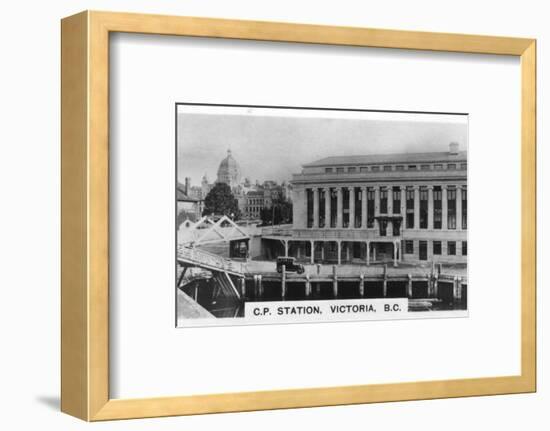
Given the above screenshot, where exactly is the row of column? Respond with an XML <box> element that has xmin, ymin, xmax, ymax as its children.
<box><xmin>282</xmin><ymin>239</ymin><xmax>401</xmax><ymax>266</ymax></box>
<box><xmin>309</xmin><ymin>185</ymin><xmax>465</xmax><ymax>231</ymax></box>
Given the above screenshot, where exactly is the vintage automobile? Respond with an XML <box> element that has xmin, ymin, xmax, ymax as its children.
<box><xmin>276</xmin><ymin>256</ymin><xmax>305</xmax><ymax>274</ymax></box>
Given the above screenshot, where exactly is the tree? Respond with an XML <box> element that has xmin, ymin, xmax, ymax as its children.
<box><xmin>202</xmin><ymin>182</ymin><xmax>241</xmax><ymax>220</ymax></box>
<box><xmin>260</xmin><ymin>191</ymin><xmax>293</xmax><ymax>225</ymax></box>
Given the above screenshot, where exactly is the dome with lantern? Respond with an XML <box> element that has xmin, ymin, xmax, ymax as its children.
<box><xmin>216</xmin><ymin>149</ymin><xmax>241</xmax><ymax>189</ymax></box>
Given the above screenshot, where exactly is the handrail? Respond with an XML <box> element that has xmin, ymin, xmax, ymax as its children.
<box><xmin>177</xmin><ymin>245</ymin><xmax>245</xmax><ymax>274</ymax></box>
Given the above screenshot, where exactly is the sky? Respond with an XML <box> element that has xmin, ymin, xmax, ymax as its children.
<box><xmin>176</xmin><ymin>106</ymin><xmax>468</xmax><ymax>186</ymax></box>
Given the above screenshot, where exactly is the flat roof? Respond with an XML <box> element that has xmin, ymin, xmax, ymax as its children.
<box><xmin>303</xmin><ymin>151</ymin><xmax>467</xmax><ymax>167</ymax></box>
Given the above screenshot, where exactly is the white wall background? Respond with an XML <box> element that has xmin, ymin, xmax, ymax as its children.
<box><xmin>0</xmin><ymin>0</ymin><xmax>545</xmax><ymax>429</ymax></box>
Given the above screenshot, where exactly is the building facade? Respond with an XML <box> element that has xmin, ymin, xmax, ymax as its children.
<box><xmin>243</xmin><ymin>190</ymin><xmax>265</xmax><ymax>219</ymax></box>
<box><xmin>241</xmin><ymin>183</ymin><xmax>291</xmax><ymax>220</ymax></box>
<box><xmin>284</xmin><ymin>143</ymin><xmax>467</xmax><ymax>265</ymax></box>
<box><xmin>177</xmin><ymin>179</ymin><xmax>204</xmax><ymax>224</ymax></box>
<box><xmin>184</xmin><ymin>150</ymin><xmax>292</xmax><ymax>222</ymax></box>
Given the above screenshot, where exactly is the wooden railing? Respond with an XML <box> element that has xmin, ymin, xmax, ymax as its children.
<box><xmin>177</xmin><ymin>245</ymin><xmax>246</xmax><ymax>275</ymax></box>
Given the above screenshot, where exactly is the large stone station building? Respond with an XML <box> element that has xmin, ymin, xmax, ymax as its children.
<box><xmin>263</xmin><ymin>143</ymin><xmax>467</xmax><ymax>266</ymax></box>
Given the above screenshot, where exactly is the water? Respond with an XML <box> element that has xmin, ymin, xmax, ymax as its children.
<box><xmin>179</xmin><ymin>277</ymin><xmax>467</xmax><ymax>318</ymax></box>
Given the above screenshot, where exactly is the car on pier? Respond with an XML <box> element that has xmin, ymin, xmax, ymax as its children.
<box><xmin>276</xmin><ymin>257</ymin><xmax>305</xmax><ymax>274</ymax></box>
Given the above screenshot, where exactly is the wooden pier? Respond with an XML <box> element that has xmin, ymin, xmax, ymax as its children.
<box><xmin>177</xmin><ymin>242</ymin><xmax>467</xmax><ymax>315</ymax></box>
<box><xmin>243</xmin><ymin>264</ymin><xmax>467</xmax><ymax>305</ymax></box>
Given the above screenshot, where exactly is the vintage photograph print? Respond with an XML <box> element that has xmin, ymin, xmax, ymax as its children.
<box><xmin>176</xmin><ymin>104</ymin><xmax>468</xmax><ymax>327</ymax></box>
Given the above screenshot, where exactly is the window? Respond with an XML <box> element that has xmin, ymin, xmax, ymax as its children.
<box><xmin>396</xmin><ymin>165</ymin><xmax>404</xmax><ymax>171</ymax></box>
<box><xmin>371</xmin><ymin>166</ymin><xmax>380</xmax><ymax>172</ymax></box>
<box><xmin>379</xmin><ymin>219</ymin><xmax>387</xmax><ymax>236</ymax></box>
<box><xmin>434</xmin><ymin>164</ymin><xmax>443</xmax><ymax>170</ymax></box>
<box><xmin>325</xmin><ymin>167</ymin><xmax>333</xmax><ymax>173</ymax></box>
<box><xmin>392</xmin><ymin>187</ymin><xmax>401</xmax><ymax>214</ymax></box>
<box><xmin>348</xmin><ymin>167</ymin><xmax>356</xmax><ymax>173</ymax></box>
<box><xmin>448</xmin><ymin>241</ymin><xmax>456</xmax><ymax>255</ymax></box>
<box><xmin>419</xmin><ymin>241</ymin><xmax>428</xmax><ymax>260</ymax></box>
<box><xmin>330</xmin><ymin>188</ymin><xmax>337</xmax><ymax>228</ymax></box>
<box><xmin>433</xmin><ymin>187</ymin><xmax>442</xmax><ymax>229</ymax></box>
<box><xmin>460</xmin><ymin>163</ymin><xmax>467</xmax><ymax>170</ymax></box>
<box><xmin>461</xmin><ymin>187</ymin><xmax>467</xmax><ymax>229</ymax></box>
<box><xmin>392</xmin><ymin>220</ymin><xmax>401</xmax><ymax>236</ymax></box>
<box><xmin>448</xmin><ymin>163</ymin><xmax>456</xmax><ymax>170</ymax></box>
<box><xmin>306</xmin><ymin>189</ymin><xmax>313</xmax><ymax>228</ymax></box>
<box><xmin>336</xmin><ymin>167</ymin><xmax>345</xmax><ymax>173</ymax></box>
<box><xmin>447</xmin><ymin>188</ymin><xmax>456</xmax><ymax>229</ymax></box>
<box><xmin>419</xmin><ymin>188</ymin><xmax>428</xmax><ymax>229</ymax></box>
<box><xmin>380</xmin><ymin>188</ymin><xmax>388</xmax><ymax>214</ymax></box>
<box><xmin>406</xmin><ymin>188</ymin><xmax>415</xmax><ymax>228</ymax></box>
<box><xmin>342</xmin><ymin>188</ymin><xmax>350</xmax><ymax>227</ymax></box>
<box><xmin>421</xmin><ymin>164</ymin><xmax>431</xmax><ymax>171</ymax></box>
<box><xmin>360</xmin><ymin>166</ymin><xmax>369</xmax><ymax>173</ymax></box>
<box><xmin>353</xmin><ymin>187</ymin><xmax>361</xmax><ymax>228</ymax></box>
<box><xmin>433</xmin><ymin>241</ymin><xmax>442</xmax><ymax>255</ymax></box>
<box><xmin>405</xmin><ymin>240</ymin><xmax>414</xmax><ymax>254</ymax></box>
<box><xmin>383</xmin><ymin>165</ymin><xmax>392</xmax><ymax>171</ymax></box>
<box><xmin>462</xmin><ymin>241</ymin><xmax>467</xmax><ymax>255</ymax></box>
<box><xmin>408</xmin><ymin>165</ymin><xmax>417</xmax><ymax>170</ymax></box>
<box><xmin>367</xmin><ymin>188</ymin><xmax>375</xmax><ymax>228</ymax></box>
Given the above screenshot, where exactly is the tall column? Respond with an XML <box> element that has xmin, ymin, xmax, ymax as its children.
<box><xmin>442</xmin><ymin>185</ymin><xmax>448</xmax><ymax>230</ymax></box>
<box><xmin>310</xmin><ymin>240</ymin><xmax>315</xmax><ymax>264</ymax></box>
<box><xmin>400</xmin><ymin>186</ymin><xmax>406</xmax><ymax>217</ymax></box>
<box><xmin>349</xmin><ymin>187</ymin><xmax>355</xmax><ymax>228</ymax></box>
<box><xmin>398</xmin><ymin>241</ymin><xmax>402</xmax><ymax>262</ymax></box>
<box><xmin>312</xmin><ymin>187</ymin><xmax>319</xmax><ymax>228</ymax></box>
<box><xmin>386</xmin><ymin>186</ymin><xmax>393</xmax><ymax>236</ymax></box>
<box><xmin>361</xmin><ymin>187</ymin><xmax>367</xmax><ymax>228</ymax></box>
<box><xmin>456</xmin><ymin>186</ymin><xmax>463</xmax><ymax>231</ymax></box>
<box><xmin>325</xmin><ymin>187</ymin><xmax>331</xmax><ymax>228</ymax></box>
<box><xmin>374</xmin><ymin>186</ymin><xmax>380</xmax><ymax>217</ymax></box>
<box><xmin>365</xmin><ymin>241</ymin><xmax>370</xmax><ymax>265</ymax></box>
<box><xmin>427</xmin><ymin>185</ymin><xmax>434</xmax><ymax>230</ymax></box>
<box><xmin>387</xmin><ymin>188</ymin><xmax>393</xmax><ymax>235</ymax></box>
<box><xmin>413</xmin><ymin>186</ymin><xmax>420</xmax><ymax>230</ymax></box>
<box><xmin>336</xmin><ymin>187</ymin><xmax>343</xmax><ymax>228</ymax></box>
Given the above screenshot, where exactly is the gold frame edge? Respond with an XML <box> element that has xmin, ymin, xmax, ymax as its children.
<box><xmin>60</xmin><ymin>10</ymin><xmax>537</xmax><ymax>422</ymax></box>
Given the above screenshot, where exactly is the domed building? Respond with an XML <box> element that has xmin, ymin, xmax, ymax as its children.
<box><xmin>216</xmin><ymin>149</ymin><xmax>241</xmax><ymax>189</ymax></box>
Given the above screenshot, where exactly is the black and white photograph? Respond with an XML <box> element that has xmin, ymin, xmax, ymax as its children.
<box><xmin>176</xmin><ymin>104</ymin><xmax>468</xmax><ymax>326</ymax></box>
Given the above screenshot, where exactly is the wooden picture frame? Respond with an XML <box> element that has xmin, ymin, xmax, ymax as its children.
<box><xmin>61</xmin><ymin>10</ymin><xmax>536</xmax><ymax>421</ymax></box>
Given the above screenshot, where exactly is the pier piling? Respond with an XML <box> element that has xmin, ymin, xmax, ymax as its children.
<box><xmin>332</xmin><ymin>265</ymin><xmax>338</xmax><ymax>298</ymax></box>
<box><xmin>383</xmin><ymin>264</ymin><xmax>388</xmax><ymax>297</ymax></box>
<box><xmin>454</xmin><ymin>276</ymin><xmax>462</xmax><ymax>301</ymax></box>
<box><xmin>282</xmin><ymin>265</ymin><xmax>286</xmax><ymax>300</ymax></box>
<box><xmin>240</xmin><ymin>277</ymin><xmax>246</xmax><ymax>299</ymax></box>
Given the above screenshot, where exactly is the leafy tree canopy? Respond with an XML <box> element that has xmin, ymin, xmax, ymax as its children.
<box><xmin>202</xmin><ymin>182</ymin><xmax>241</xmax><ymax>220</ymax></box>
<box><xmin>260</xmin><ymin>190</ymin><xmax>293</xmax><ymax>225</ymax></box>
